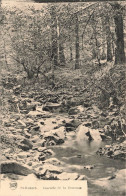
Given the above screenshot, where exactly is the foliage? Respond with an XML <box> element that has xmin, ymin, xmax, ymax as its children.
<box><xmin>5</xmin><ymin>7</ymin><xmax>52</xmax><ymax>79</ymax></box>
<box><xmin>2</xmin><ymin>2</ymin><xmax>125</xmax><ymax>80</ymax></box>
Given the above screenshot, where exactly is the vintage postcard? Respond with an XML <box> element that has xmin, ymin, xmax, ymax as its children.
<box><xmin>0</xmin><ymin>0</ymin><xmax>125</xmax><ymax>196</ymax></box>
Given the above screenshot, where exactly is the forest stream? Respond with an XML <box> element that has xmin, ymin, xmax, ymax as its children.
<box><xmin>37</xmin><ymin>110</ymin><xmax>126</xmax><ymax>196</ymax></box>
<box><xmin>1</xmin><ymin>102</ymin><xmax>125</xmax><ymax>196</ymax></box>
<box><xmin>1</xmin><ymin>1</ymin><xmax>126</xmax><ymax>196</ymax></box>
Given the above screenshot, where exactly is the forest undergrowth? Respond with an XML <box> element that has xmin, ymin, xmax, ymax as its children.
<box><xmin>0</xmin><ymin>1</ymin><xmax>126</xmax><ymax>167</ymax></box>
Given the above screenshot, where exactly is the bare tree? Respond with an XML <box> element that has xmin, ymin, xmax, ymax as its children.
<box><xmin>111</xmin><ymin>3</ymin><xmax>125</xmax><ymax>64</ymax></box>
<box><xmin>75</xmin><ymin>13</ymin><xmax>80</xmax><ymax>69</ymax></box>
<box><xmin>50</xmin><ymin>6</ymin><xmax>58</xmax><ymax>67</ymax></box>
<box><xmin>57</xmin><ymin>19</ymin><xmax>66</xmax><ymax>66</ymax></box>
<box><xmin>105</xmin><ymin>15</ymin><xmax>113</xmax><ymax>62</ymax></box>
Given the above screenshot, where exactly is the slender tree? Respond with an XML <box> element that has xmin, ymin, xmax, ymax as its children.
<box><xmin>91</xmin><ymin>13</ymin><xmax>101</xmax><ymax>66</ymax></box>
<box><xmin>111</xmin><ymin>3</ymin><xmax>125</xmax><ymax>64</ymax></box>
<box><xmin>105</xmin><ymin>15</ymin><xmax>113</xmax><ymax>62</ymax></box>
<box><xmin>50</xmin><ymin>6</ymin><xmax>58</xmax><ymax>67</ymax></box>
<box><xmin>69</xmin><ymin>35</ymin><xmax>73</xmax><ymax>61</ymax></box>
<box><xmin>58</xmin><ymin>20</ymin><xmax>66</xmax><ymax>66</ymax></box>
<box><xmin>75</xmin><ymin>13</ymin><xmax>80</xmax><ymax>69</ymax></box>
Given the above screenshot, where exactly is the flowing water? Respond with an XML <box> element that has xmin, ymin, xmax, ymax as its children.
<box><xmin>51</xmin><ymin>137</ymin><xmax>125</xmax><ymax>195</ymax></box>
<box><xmin>41</xmin><ymin>113</ymin><xmax>125</xmax><ymax>195</ymax></box>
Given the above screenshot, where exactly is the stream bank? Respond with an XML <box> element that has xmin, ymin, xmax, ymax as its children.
<box><xmin>0</xmin><ymin>2</ymin><xmax>125</xmax><ymax>195</ymax></box>
<box><xmin>1</xmin><ymin>75</ymin><xmax>126</xmax><ymax>196</ymax></box>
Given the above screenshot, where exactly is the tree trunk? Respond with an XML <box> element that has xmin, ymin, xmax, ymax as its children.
<box><xmin>92</xmin><ymin>14</ymin><xmax>101</xmax><ymax>66</ymax></box>
<box><xmin>27</xmin><ymin>70</ymin><xmax>34</xmax><ymax>79</ymax></box>
<box><xmin>114</xmin><ymin>15</ymin><xmax>125</xmax><ymax>64</ymax></box>
<box><xmin>70</xmin><ymin>45</ymin><xmax>73</xmax><ymax>61</ymax></box>
<box><xmin>59</xmin><ymin>41</ymin><xmax>66</xmax><ymax>66</ymax></box>
<box><xmin>75</xmin><ymin>14</ymin><xmax>80</xmax><ymax>69</ymax></box>
<box><xmin>112</xmin><ymin>3</ymin><xmax>125</xmax><ymax>64</ymax></box>
<box><xmin>50</xmin><ymin>6</ymin><xmax>58</xmax><ymax>67</ymax></box>
<box><xmin>68</xmin><ymin>25</ymin><xmax>73</xmax><ymax>61</ymax></box>
<box><xmin>92</xmin><ymin>48</ymin><xmax>97</xmax><ymax>59</ymax></box>
<box><xmin>58</xmin><ymin>24</ymin><xmax>66</xmax><ymax>66</ymax></box>
<box><xmin>105</xmin><ymin>16</ymin><xmax>113</xmax><ymax>62</ymax></box>
<box><xmin>94</xmin><ymin>31</ymin><xmax>101</xmax><ymax>66</ymax></box>
<box><xmin>111</xmin><ymin>32</ymin><xmax>115</xmax><ymax>58</ymax></box>
<box><xmin>100</xmin><ymin>17</ymin><xmax>106</xmax><ymax>60</ymax></box>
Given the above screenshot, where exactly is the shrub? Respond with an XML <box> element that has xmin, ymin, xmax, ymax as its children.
<box><xmin>7</xmin><ymin>7</ymin><xmax>52</xmax><ymax>79</ymax></box>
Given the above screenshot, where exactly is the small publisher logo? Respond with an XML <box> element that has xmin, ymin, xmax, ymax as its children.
<box><xmin>10</xmin><ymin>181</ymin><xmax>17</xmax><ymax>190</ymax></box>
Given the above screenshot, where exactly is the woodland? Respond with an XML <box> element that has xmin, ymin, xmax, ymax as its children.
<box><xmin>0</xmin><ymin>1</ymin><xmax>126</xmax><ymax>196</ymax></box>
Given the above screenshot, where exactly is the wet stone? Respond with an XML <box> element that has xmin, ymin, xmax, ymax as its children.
<box><xmin>18</xmin><ymin>144</ymin><xmax>31</xmax><ymax>151</ymax></box>
<box><xmin>56</xmin><ymin>172</ymin><xmax>79</xmax><ymax>180</ymax></box>
<box><xmin>21</xmin><ymin>139</ymin><xmax>33</xmax><ymax>148</ymax></box>
<box><xmin>43</xmin><ymin>103</ymin><xmax>62</xmax><ymax>113</ymax></box>
<box><xmin>1</xmin><ymin>161</ymin><xmax>32</xmax><ymax>176</ymax></box>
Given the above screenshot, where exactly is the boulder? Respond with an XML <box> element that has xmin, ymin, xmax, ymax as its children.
<box><xmin>68</xmin><ymin>105</ymin><xmax>84</xmax><ymax>115</ymax></box>
<box><xmin>21</xmin><ymin>138</ymin><xmax>33</xmax><ymax>148</ymax></box>
<box><xmin>37</xmin><ymin>147</ymin><xmax>47</xmax><ymax>152</ymax></box>
<box><xmin>76</xmin><ymin>125</ymin><xmax>102</xmax><ymax>142</ymax></box>
<box><xmin>19</xmin><ymin>100</ymin><xmax>27</xmax><ymax>110</ymax></box>
<box><xmin>43</xmin><ymin>171</ymin><xmax>58</xmax><ymax>180</ymax></box>
<box><xmin>83</xmin><ymin>121</ymin><xmax>92</xmax><ymax>127</ymax></box>
<box><xmin>13</xmin><ymin>85</ymin><xmax>21</xmax><ymax>95</ymax></box>
<box><xmin>38</xmin><ymin>149</ymin><xmax>54</xmax><ymax>161</ymax></box>
<box><xmin>48</xmin><ymin>140</ymin><xmax>57</xmax><ymax>146</ymax></box>
<box><xmin>42</xmin><ymin>149</ymin><xmax>54</xmax><ymax>156</ymax></box>
<box><xmin>24</xmin><ymin>132</ymin><xmax>31</xmax><ymax>139</ymax></box>
<box><xmin>18</xmin><ymin>144</ymin><xmax>31</xmax><ymax>151</ymax></box>
<box><xmin>56</xmin><ymin>172</ymin><xmax>79</xmax><ymax>180</ymax></box>
<box><xmin>41</xmin><ymin>139</ymin><xmax>47</xmax><ymax>147</ymax></box>
<box><xmin>43</xmin><ymin>103</ymin><xmax>62</xmax><ymax>112</ymax></box>
<box><xmin>91</xmin><ymin>120</ymin><xmax>99</xmax><ymax>129</ymax></box>
<box><xmin>31</xmin><ymin>136</ymin><xmax>41</xmax><ymax>144</ymax></box>
<box><xmin>27</xmin><ymin>103</ymin><xmax>36</xmax><ymax>111</ymax></box>
<box><xmin>27</xmin><ymin>111</ymin><xmax>51</xmax><ymax>118</ymax></box>
<box><xmin>97</xmin><ymin>142</ymin><xmax>126</xmax><ymax>160</ymax></box>
<box><xmin>66</xmin><ymin>127</ymin><xmax>75</xmax><ymax>132</ymax></box>
<box><xmin>4</xmin><ymin>121</ymin><xmax>11</xmax><ymax>127</ymax></box>
<box><xmin>53</xmin><ymin>126</ymin><xmax>66</xmax><ymax>140</ymax></box>
<box><xmin>29</xmin><ymin>126</ymin><xmax>41</xmax><ymax>136</ymax></box>
<box><xmin>100</xmin><ymin>133</ymin><xmax>110</xmax><ymax>140</ymax></box>
<box><xmin>35</xmin><ymin>168</ymin><xmax>47</xmax><ymax>178</ymax></box>
<box><xmin>17</xmin><ymin>152</ymin><xmax>30</xmax><ymax>159</ymax></box>
<box><xmin>1</xmin><ymin>173</ymin><xmax>23</xmax><ymax>180</ymax></box>
<box><xmin>77</xmin><ymin>175</ymin><xmax>87</xmax><ymax>180</ymax></box>
<box><xmin>43</xmin><ymin>158</ymin><xmax>62</xmax><ymax>166</ymax></box>
<box><xmin>113</xmin><ymin>151</ymin><xmax>125</xmax><ymax>160</ymax></box>
<box><xmin>32</xmin><ymin>163</ymin><xmax>43</xmax><ymax>170</ymax></box>
<box><xmin>64</xmin><ymin>119</ymin><xmax>81</xmax><ymax>132</ymax></box>
<box><xmin>44</xmin><ymin>135</ymin><xmax>64</xmax><ymax>146</ymax></box>
<box><xmin>89</xmin><ymin>129</ymin><xmax>102</xmax><ymax>141</ymax></box>
<box><xmin>0</xmin><ymin>161</ymin><xmax>32</xmax><ymax>176</ymax></box>
<box><xmin>42</xmin><ymin>164</ymin><xmax>63</xmax><ymax>174</ymax></box>
<box><xmin>44</xmin><ymin>127</ymin><xmax>66</xmax><ymax>145</ymax></box>
<box><xmin>38</xmin><ymin>154</ymin><xmax>46</xmax><ymax>161</ymax></box>
<box><xmin>18</xmin><ymin>139</ymin><xmax>33</xmax><ymax>151</ymax></box>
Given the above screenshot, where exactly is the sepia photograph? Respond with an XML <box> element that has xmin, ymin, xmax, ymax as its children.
<box><xmin>0</xmin><ymin>0</ymin><xmax>126</xmax><ymax>195</ymax></box>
